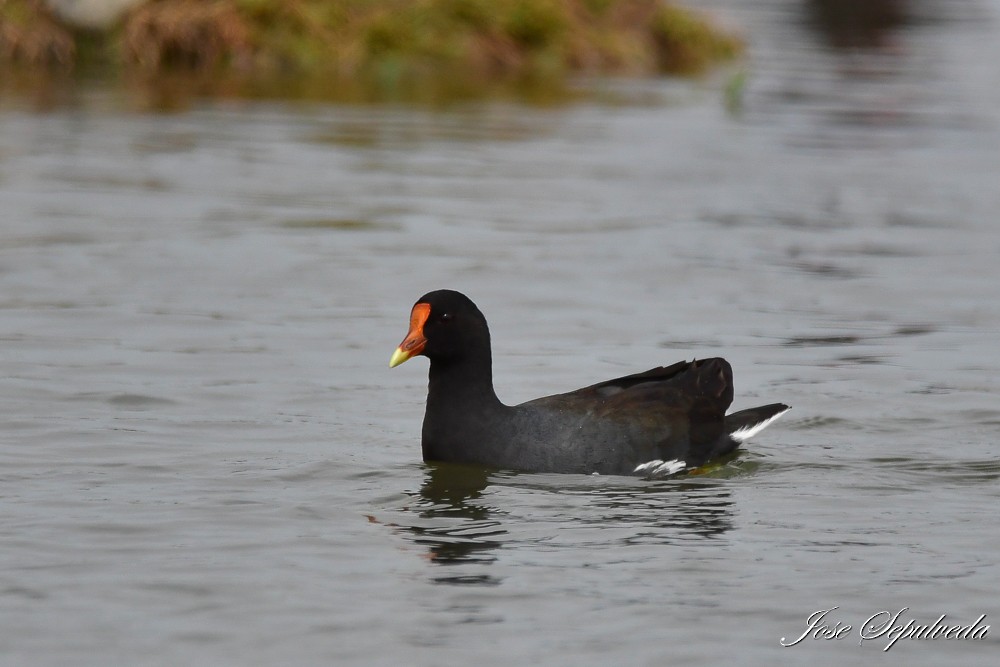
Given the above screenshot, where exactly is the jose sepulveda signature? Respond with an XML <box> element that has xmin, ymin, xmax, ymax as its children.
<box><xmin>781</xmin><ymin>606</ymin><xmax>990</xmax><ymax>651</ymax></box>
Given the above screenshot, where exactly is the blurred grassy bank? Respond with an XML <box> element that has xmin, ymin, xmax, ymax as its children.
<box><xmin>1</xmin><ymin>0</ymin><xmax>743</xmax><ymax>103</ymax></box>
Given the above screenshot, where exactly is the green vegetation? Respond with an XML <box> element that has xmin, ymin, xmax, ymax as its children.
<box><xmin>1</xmin><ymin>0</ymin><xmax>744</xmax><ymax>100</ymax></box>
<box><xmin>649</xmin><ymin>3</ymin><xmax>742</xmax><ymax>73</ymax></box>
<box><xmin>0</xmin><ymin>0</ymin><xmax>74</xmax><ymax>67</ymax></box>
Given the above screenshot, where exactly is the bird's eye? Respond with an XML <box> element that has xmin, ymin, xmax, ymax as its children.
<box><xmin>439</xmin><ymin>312</ymin><xmax>453</xmax><ymax>323</ymax></box>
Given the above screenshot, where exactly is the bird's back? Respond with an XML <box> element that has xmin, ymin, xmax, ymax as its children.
<box><xmin>508</xmin><ymin>358</ymin><xmax>738</xmax><ymax>474</ymax></box>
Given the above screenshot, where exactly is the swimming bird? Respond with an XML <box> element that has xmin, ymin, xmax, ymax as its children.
<box><xmin>389</xmin><ymin>290</ymin><xmax>789</xmax><ymax>477</ymax></box>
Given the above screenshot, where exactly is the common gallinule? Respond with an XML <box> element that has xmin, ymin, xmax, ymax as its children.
<box><xmin>390</xmin><ymin>290</ymin><xmax>789</xmax><ymax>477</ymax></box>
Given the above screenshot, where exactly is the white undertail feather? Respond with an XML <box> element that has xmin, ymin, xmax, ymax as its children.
<box><xmin>729</xmin><ymin>406</ymin><xmax>791</xmax><ymax>443</ymax></box>
<box><xmin>633</xmin><ymin>459</ymin><xmax>686</xmax><ymax>477</ymax></box>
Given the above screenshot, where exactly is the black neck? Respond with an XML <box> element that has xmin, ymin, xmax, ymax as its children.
<box><xmin>426</xmin><ymin>354</ymin><xmax>503</xmax><ymax>413</ymax></box>
<box><xmin>421</xmin><ymin>354</ymin><xmax>506</xmax><ymax>464</ymax></box>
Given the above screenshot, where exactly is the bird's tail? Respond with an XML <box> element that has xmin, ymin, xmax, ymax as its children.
<box><xmin>726</xmin><ymin>403</ymin><xmax>790</xmax><ymax>443</ymax></box>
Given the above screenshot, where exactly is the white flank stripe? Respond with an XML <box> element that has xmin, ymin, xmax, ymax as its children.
<box><xmin>633</xmin><ymin>459</ymin><xmax>686</xmax><ymax>477</ymax></box>
<box><xmin>730</xmin><ymin>407</ymin><xmax>791</xmax><ymax>443</ymax></box>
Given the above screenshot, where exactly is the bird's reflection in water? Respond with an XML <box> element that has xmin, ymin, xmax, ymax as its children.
<box><xmin>397</xmin><ymin>458</ymin><xmax>752</xmax><ymax>584</ymax></box>
<box><xmin>403</xmin><ymin>462</ymin><xmax>506</xmax><ymax>584</ymax></box>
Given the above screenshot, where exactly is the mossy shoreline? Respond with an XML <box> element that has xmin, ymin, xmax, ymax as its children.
<box><xmin>1</xmin><ymin>0</ymin><xmax>743</xmax><ymax>102</ymax></box>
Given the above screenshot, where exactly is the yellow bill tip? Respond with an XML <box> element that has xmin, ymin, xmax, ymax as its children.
<box><xmin>388</xmin><ymin>347</ymin><xmax>410</xmax><ymax>368</ymax></box>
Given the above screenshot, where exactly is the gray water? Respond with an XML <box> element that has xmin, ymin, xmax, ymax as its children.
<box><xmin>2</xmin><ymin>1</ymin><xmax>999</xmax><ymax>665</ymax></box>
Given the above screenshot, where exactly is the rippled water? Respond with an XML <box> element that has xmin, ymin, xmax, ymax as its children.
<box><xmin>2</xmin><ymin>1</ymin><xmax>999</xmax><ymax>664</ymax></box>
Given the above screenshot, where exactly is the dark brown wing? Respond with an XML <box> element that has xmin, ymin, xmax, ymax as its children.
<box><xmin>521</xmin><ymin>358</ymin><xmax>735</xmax><ymax>445</ymax></box>
<box><xmin>583</xmin><ymin>358</ymin><xmax>733</xmax><ymax>407</ymax></box>
<box><xmin>508</xmin><ymin>358</ymin><xmax>745</xmax><ymax>472</ymax></box>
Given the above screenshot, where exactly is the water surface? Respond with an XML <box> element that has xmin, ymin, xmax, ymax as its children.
<box><xmin>2</xmin><ymin>1</ymin><xmax>999</xmax><ymax>664</ymax></box>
